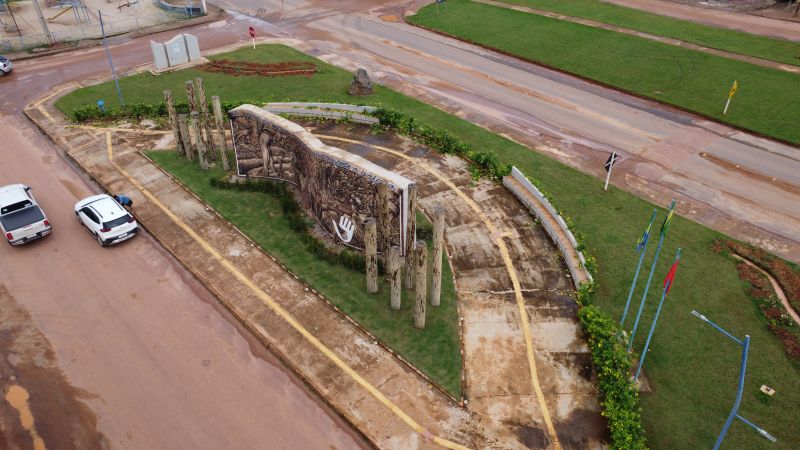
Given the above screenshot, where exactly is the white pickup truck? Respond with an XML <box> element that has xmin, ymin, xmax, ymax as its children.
<box><xmin>0</xmin><ymin>184</ymin><xmax>52</xmax><ymax>245</ymax></box>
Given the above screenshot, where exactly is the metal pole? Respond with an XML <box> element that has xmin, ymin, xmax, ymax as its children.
<box><xmin>604</xmin><ymin>150</ymin><xmax>616</xmax><ymax>191</ymax></box>
<box><xmin>712</xmin><ymin>335</ymin><xmax>749</xmax><ymax>450</ymax></box>
<box><xmin>628</xmin><ymin>200</ymin><xmax>675</xmax><ymax>351</ymax></box>
<box><xmin>691</xmin><ymin>311</ymin><xmax>776</xmax><ymax>448</ymax></box>
<box><xmin>634</xmin><ymin>248</ymin><xmax>680</xmax><ymax>381</ymax></box>
<box><xmin>620</xmin><ymin>209</ymin><xmax>658</xmax><ymax>325</ymax></box>
<box><xmin>6</xmin><ymin>1</ymin><xmax>22</xmax><ymax>37</ymax></box>
<box><xmin>31</xmin><ymin>0</ymin><xmax>55</xmax><ymax>45</ymax></box>
<box><xmin>99</xmin><ymin>11</ymin><xmax>124</xmax><ymax>106</ymax></box>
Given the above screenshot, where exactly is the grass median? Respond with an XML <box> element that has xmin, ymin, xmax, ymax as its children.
<box><xmin>57</xmin><ymin>44</ymin><xmax>800</xmax><ymax>449</ymax></box>
<box><xmin>408</xmin><ymin>0</ymin><xmax>800</xmax><ymax>145</ymax></box>
<box><xmin>500</xmin><ymin>0</ymin><xmax>800</xmax><ymax>66</ymax></box>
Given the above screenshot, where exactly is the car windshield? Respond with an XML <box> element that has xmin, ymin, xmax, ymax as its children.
<box><xmin>103</xmin><ymin>214</ymin><xmax>131</xmax><ymax>229</ymax></box>
<box><xmin>1</xmin><ymin>200</ymin><xmax>32</xmax><ymax>214</ymax></box>
<box><xmin>0</xmin><ymin>206</ymin><xmax>44</xmax><ymax>231</ymax></box>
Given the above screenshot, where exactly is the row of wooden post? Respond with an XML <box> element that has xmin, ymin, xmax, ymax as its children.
<box><xmin>164</xmin><ymin>77</ymin><xmax>230</xmax><ymax>171</ymax></box>
<box><xmin>364</xmin><ymin>192</ymin><xmax>446</xmax><ymax>330</ymax></box>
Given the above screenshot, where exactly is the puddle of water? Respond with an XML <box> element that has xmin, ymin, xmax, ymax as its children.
<box><xmin>5</xmin><ymin>384</ymin><xmax>47</xmax><ymax>450</ymax></box>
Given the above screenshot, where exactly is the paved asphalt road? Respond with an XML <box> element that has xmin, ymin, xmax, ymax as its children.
<box><xmin>214</xmin><ymin>0</ymin><xmax>800</xmax><ymax>262</ymax></box>
<box><xmin>0</xmin><ymin>20</ymin><xmax>367</xmax><ymax>450</ymax></box>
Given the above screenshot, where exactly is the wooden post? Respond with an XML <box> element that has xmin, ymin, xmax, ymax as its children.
<box><xmin>377</xmin><ymin>183</ymin><xmax>390</xmax><ymax>261</ymax></box>
<box><xmin>431</xmin><ymin>205</ymin><xmax>445</xmax><ymax>307</ymax></box>
<box><xmin>164</xmin><ymin>89</ymin><xmax>183</xmax><ymax>155</ymax></box>
<box><xmin>195</xmin><ymin>77</ymin><xmax>216</xmax><ymax>161</ymax></box>
<box><xmin>404</xmin><ymin>184</ymin><xmax>417</xmax><ymax>289</ymax></box>
<box><xmin>178</xmin><ymin>114</ymin><xmax>193</xmax><ymax>162</ymax></box>
<box><xmin>212</xmin><ymin>95</ymin><xmax>230</xmax><ymax>171</ymax></box>
<box><xmin>389</xmin><ymin>245</ymin><xmax>402</xmax><ymax>310</ymax></box>
<box><xmin>185</xmin><ymin>80</ymin><xmax>197</xmax><ymax>115</ymax></box>
<box><xmin>365</xmin><ymin>218</ymin><xmax>378</xmax><ymax>294</ymax></box>
<box><xmin>190</xmin><ymin>112</ymin><xmax>207</xmax><ymax>170</ymax></box>
<box><xmin>414</xmin><ymin>240</ymin><xmax>427</xmax><ymax>329</ymax></box>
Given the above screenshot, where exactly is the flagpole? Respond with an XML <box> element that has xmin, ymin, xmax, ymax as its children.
<box><xmin>634</xmin><ymin>248</ymin><xmax>680</xmax><ymax>382</ymax></box>
<box><xmin>628</xmin><ymin>199</ymin><xmax>675</xmax><ymax>352</ymax></box>
<box><xmin>604</xmin><ymin>150</ymin><xmax>616</xmax><ymax>191</ymax></box>
<box><xmin>620</xmin><ymin>209</ymin><xmax>658</xmax><ymax>325</ymax></box>
<box><xmin>723</xmin><ymin>97</ymin><xmax>732</xmax><ymax>115</ymax></box>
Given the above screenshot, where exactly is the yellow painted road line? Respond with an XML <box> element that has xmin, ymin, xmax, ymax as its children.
<box><xmin>37</xmin><ymin>106</ymin><xmax>54</xmax><ymax>123</ymax></box>
<box><xmin>31</xmin><ymin>82</ymin><xmax>81</xmax><ymax>109</ymax></box>
<box><xmin>318</xmin><ymin>135</ymin><xmax>562</xmax><ymax>449</ymax></box>
<box><xmin>105</xmin><ymin>132</ymin><xmax>469</xmax><ymax>450</ymax></box>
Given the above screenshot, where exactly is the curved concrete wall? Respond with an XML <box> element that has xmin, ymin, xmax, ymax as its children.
<box><xmin>229</xmin><ymin>105</ymin><xmax>413</xmax><ymax>253</ymax></box>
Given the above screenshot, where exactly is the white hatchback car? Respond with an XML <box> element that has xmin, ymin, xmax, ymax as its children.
<box><xmin>75</xmin><ymin>194</ymin><xmax>138</xmax><ymax>246</ymax></box>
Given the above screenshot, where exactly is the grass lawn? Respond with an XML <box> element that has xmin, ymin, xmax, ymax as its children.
<box><xmin>501</xmin><ymin>0</ymin><xmax>800</xmax><ymax>66</ymax></box>
<box><xmin>58</xmin><ymin>44</ymin><xmax>799</xmax><ymax>449</ymax></box>
<box><xmin>147</xmin><ymin>150</ymin><xmax>463</xmax><ymax>397</ymax></box>
<box><xmin>408</xmin><ymin>0</ymin><xmax>800</xmax><ymax>145</ymax></box>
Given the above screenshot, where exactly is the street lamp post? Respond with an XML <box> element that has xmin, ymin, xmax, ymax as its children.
<box><xmin>690</xmin><ymin>310</ymin><xmax>776</xmax><ymax>449</ymax></box>
<box><xmin>98</xmin><ymin>10</ymin><xmax>124</xmax><ymax>107</ymax></box>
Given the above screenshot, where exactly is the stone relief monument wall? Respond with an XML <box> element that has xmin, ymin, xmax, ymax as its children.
<box><xmin>229</xmin><ymin>105</ymin><xmax>414</xmax><ymax>254</ymax></box>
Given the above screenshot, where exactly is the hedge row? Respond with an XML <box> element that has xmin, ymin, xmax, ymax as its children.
<box><xmin>209</xmin><ymin>176</ymin><xmax>378</xmax><ymax>273</ymax></box>
<box><xmin>577</xmin><ymin>284</ymin><xmax>648</xmax><ymax>450</ymax></box>
<box><xmin>371</xmin><ymin>107</ymin><xmax>511</xmax><ymax>180</ymax></box>
<box><xmin>72</xmin><ymin>98</ymin><xmax>265</xmax><ymax>122</ymax></box>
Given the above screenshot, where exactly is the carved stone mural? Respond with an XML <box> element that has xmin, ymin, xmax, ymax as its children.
<box><xmin>229</xmin><ymin>105</ymin><xmax>414</xmax><ymax>254</ymax></box>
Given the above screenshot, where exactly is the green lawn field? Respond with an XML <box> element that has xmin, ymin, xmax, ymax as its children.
<box><xmin>501</xmin><ymin>0</ymin><xmax>800</xmax><ymax>66</ymax></box>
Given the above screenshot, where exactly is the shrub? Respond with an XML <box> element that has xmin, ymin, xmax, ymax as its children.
<box><xmin>71</xmin><ymin>98</ymin><xmax>267</xmax><ymax>123</ymax></box>
<box><xmin>577</xmin><ymin>282</ymin><xmax>648</xmax><ymax>450</ymax></box>
<box><xmin>372</xmin><ymin>107</ymin><xmax>509</xmax><ymax>180</ymax></box>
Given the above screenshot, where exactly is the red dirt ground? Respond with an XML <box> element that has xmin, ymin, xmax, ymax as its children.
<box><xmin>200</xmin><ymin>60</ymin><xmax>318</xmax><ymax>77</ymax></box>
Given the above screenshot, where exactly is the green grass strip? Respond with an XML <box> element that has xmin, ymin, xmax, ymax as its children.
<box><xmin>501</xmin><ymin>0</ymin><xmax>800</xmax><ymax>66</ymax></box>
<box><xmin>408</xmin><ymin>0</ymin><xmax>800</xmax><ymax>144</ymax></box>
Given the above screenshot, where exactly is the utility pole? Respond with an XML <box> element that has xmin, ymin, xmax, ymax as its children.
<box><xmin>31</xmin><ymin>0</ymin><xmax>55</xmax><ymax>45</ymax></box>
<box><xmin>99</xmin><ymin>11</ymin><xmax>125</xmax><ymax>106</ymax></box>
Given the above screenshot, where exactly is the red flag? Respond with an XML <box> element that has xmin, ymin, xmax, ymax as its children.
<box><xmin>663</xmin><ymin>258</ymin><xmax>680</xmax><ymax>294</ymax></box>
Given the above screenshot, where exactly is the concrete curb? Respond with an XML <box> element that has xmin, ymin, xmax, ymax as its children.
<box><xmin>503</xmin><ymin>166</ymin><xmax>593</xmax><ymax>288</ymax></box>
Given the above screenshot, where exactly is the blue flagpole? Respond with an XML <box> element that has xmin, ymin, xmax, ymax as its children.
<box><xmin>620</xmin><ymin>209</ymin><xmax>658</xmax><ymax>326</ymax></box>
<box><xmin>634</xmin><ymin>248</ymin><xmax>680</xmax><ymax>381</ymax></box>
<box><xmin>628</xmin><ymin>199</ymin><xmax>675</xmax><ymax>352</ymax></box>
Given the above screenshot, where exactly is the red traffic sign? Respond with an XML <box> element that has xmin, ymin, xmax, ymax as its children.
<box><xmin>248</xmin><ymin>26</ymin><xmax>255</xmax><ymax>38</ymax></box>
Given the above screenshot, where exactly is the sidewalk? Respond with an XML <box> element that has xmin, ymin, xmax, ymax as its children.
<box><xmin>25</xmin><ymin>88</ymin><xmax>475</xmax><ymax>450</ymax></box>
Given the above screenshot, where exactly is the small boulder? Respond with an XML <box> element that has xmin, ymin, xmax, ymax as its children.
<box><xmin>348</xmin><ymin>68</ymin><xmax>373</xmax><ymax>96</ymax></box>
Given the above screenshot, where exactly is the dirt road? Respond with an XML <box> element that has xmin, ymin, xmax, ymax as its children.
<box><xmin>0</xmin><ymin>21</ymin><xmax>367</xmax><ymax>450</ymax></box>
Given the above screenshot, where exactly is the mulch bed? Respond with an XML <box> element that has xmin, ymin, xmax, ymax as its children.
<box><xmin>713</xmin><ymin>239</ymin><xmax>800</xmax><ymax>312</ymax></box>
<box><xmin>713</xmin><ymin>238</ymin><xmax>800</xmax><ymax>361</ymax></box>
<box><xmin>199</xmin><ymin>60</ymin><xmax>318</xmax><ymax>77</ymax></box>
